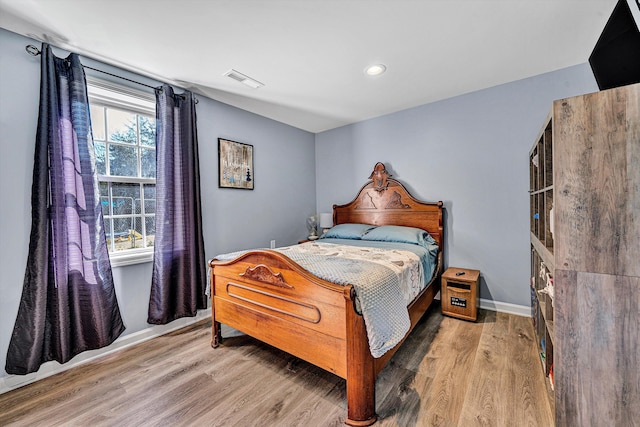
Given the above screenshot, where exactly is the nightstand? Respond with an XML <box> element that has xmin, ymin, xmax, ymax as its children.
<box><xmin>441</xmin><ymin>267</ymin><xmax>480</xmax><ymax>321</ymax></box>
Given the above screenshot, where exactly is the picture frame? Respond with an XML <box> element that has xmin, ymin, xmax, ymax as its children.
<box><xmin>218</xmin><ymin>138</ymin><xmax>254</xmax><ymax>190</ymax></box>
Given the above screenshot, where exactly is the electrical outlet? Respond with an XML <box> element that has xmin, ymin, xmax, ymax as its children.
<box><xmin>270</xmin><ymin>240</ymin><xmax>276</xmax><ymax>249</ymax></box>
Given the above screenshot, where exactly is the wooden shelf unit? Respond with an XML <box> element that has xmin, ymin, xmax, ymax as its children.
<box><xmin>529</xmin><ymin>116</ymin><xmax>554</xmax><ymax>254</ymax></box>
<box><xmin>529</xmin><ymin>83</ymin><xmax>639</xmax><ymax>426</ymax></box>
<box><xmin>530</xmin><ymin>246</ymin><xmax>554</xmax><ymax>376</ymax></box>
<box><xmin>529</xmin><ymin>115</ymin><xmax>555</xmax><ymax>394</ymax></box>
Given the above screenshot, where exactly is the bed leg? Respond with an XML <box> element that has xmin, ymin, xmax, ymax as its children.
<box><xmin>212</xmin><ymin>320</ymin><xmax>221</xmax><ymax>348</ymax></box>
<box><xmin>345</xmin><ymin>293</ymin><xmax>378</xmax><ymax>426</ymax></box>
<box><xmin>346</xmin><ymin>372</ymin><xmax>377</xmax><ymax>426</ymax></box>
<box><xmin>210</xmin><ymin>279</ymin><xmax>221</xmax><ymax>348</ymax></box>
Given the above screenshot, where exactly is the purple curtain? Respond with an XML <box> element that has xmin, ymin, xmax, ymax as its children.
<box><xmin>5</xmin><ymin>44</ymin><xmax>125</xmax><ymax>375</ymax></box>
<box><xmin>148</xmin><ymin>85</ymin><xmax>206</xmax><ymax>324</ymax></box>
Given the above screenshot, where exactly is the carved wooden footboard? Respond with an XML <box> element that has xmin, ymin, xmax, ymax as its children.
<box><xmin>211</xmin><ymin>250</ymin><xmax>352</xmax><ymax>377</ymax></box>
<box><xmin>209</xmin><ymin>162</ymin><xmax>444</xmax><ymax>425</ymax></box>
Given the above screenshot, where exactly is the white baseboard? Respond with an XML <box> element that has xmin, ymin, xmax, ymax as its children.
<box><xmin>0</xmin><ymin>308</ymin><xmax>211</xmax><ymax>395</ymax></box>
<box><xmin>479</xmin><ymin>298</ymin><xmax>530</xmax><ymax>317</ymax></box>
<box><xmin>435</xmin><ymin>292</ymin><xmax>530</xmax><ymax>318</ymax></box>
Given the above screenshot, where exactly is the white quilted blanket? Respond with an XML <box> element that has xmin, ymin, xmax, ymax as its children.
<box><xmin>280</xmin><ymin>242</ymin><xmax>425</xmax><ymax>305</ymax></box>
<box><xmin>278</xmin><ymin>242</ymin><xmax>424</xmax><ymax>358</ymax></box>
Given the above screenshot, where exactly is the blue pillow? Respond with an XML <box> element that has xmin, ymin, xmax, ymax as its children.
<box><xmin>361</xmin><ymin>225</ymin><xmax>436</xmax><ymax>249</ymax></box>
<box><xmin>321</xmin><ymin>223</ymin><xmax>377</xmax><ymax>240</ymax></box>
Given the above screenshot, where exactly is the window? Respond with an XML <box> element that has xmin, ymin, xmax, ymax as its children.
<box><xmin>87</xmin><ymin>77</ymin><xmax>156</xmax><ymax>266</ymax></box>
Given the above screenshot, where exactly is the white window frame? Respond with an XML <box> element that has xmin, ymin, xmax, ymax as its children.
<box><xmin>87</xmin><ymin>76</ymin><xmax>156</xmax><ymax>267</ymax></box>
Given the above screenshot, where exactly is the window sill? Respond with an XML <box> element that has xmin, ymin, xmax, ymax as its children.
<box><xmin>110</xmin><ymin>250</ymin><xmax>154</xmax><ymax>267</ymax></box>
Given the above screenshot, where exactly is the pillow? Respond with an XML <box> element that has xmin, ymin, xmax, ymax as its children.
<box><xmin>321</xmin><ymin>223</ymin><xmax>377</xmax><ymax>240</ymax></box>
<box><xmin>361</xmin><ymin>225</ymin><xmax>436</xmax><ymax>249</ymax></box>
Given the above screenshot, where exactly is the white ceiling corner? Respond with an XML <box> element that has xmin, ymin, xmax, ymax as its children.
<box><xmin>0</xmin><ymin>0</ymin><xmax>618</xmax><ymax>133</ymax></box>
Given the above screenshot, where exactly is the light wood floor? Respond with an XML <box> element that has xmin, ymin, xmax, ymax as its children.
<box><xmin>0</xmin><ymin>304</ymin><xmax>554</xmax><ymax>427</ymax></box>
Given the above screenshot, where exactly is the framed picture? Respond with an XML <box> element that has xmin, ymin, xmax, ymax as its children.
<box><xmin>218</xmin><ymin>138</ymin><xmax>254</xmax><ymax>190</ymax></box>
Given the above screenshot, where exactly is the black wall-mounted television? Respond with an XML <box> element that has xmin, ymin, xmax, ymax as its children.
<box><xmin>589</xmin><ymin>0</ymin><xmax>640</xmax><ymax>90</ymax></box>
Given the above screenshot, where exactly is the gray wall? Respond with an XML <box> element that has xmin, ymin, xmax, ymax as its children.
<box><xmin>315</xmin><ymin>64</ymin><xmax>598</xmax><ymax>307</ymax></box>
<box><xmin>0</xmin><ymin>28</ymin><xmax>315</xmax><ymax>378</ymax></box>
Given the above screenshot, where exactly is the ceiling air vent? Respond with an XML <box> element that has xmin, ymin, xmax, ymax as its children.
<box><xmin>223</xmin><ymin>69</ymin><xmax>264</xmax><ymax>89</ymax></box>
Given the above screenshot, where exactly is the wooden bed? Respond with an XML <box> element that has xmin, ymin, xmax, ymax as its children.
<box><xmin>209</xmin><ymin>162</ymin><xmax>444</xmax><ymax>426</ymax></box>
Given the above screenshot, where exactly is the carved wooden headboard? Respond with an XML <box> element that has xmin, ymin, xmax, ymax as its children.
<box><xmin>332</xmin><ymin>162</ymin><xmax>444</xmax><ymax>249</ymax></box>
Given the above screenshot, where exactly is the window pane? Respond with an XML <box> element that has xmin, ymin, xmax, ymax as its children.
<box><xmin>99</xmin><ymin>182</ymin><xmax>109</xmax><ymax>216</ymax></box>
<box><xmin>113</xmin><ymin>218</ymin><xmax>135</xmax><ymax>251</ymax></box>
<box><xmin>110</xmin><ymin>183</ymin><xmax>139</xmax><ymax>216</ymax></box>
<box><xmin>127</xmin><ymin>218</ymin><xmax>144</xmax><ymax>250</ymax></box>
<box><xmin>109</xmin><ymin>144</ymin><xmax>138</xmax><ymax>177</ymax></box>
<box><xmin>145</xmin><ymin>216</ymin><xmax>155</xmax><ymax>247</ymax></box>
<box><xmin>95</xmin><ymin>141</ymin><xmax>106</xmax><ymax>175</ymax></box>
<box><xmin>104</xmin><ymin>219</ymin><xmax>114</xmax><ymax>252</ymax></box>
<box><xmin>141</xmin><ymin>148</ymin><xmax>156</xmax><ymax>178</ymax></box>
<box><xmin>90</xmin><ymin>105</ymin><xmax>106</xmax><ymax>141</ymax></box>
<box><xmin>133</xmin><ymin>193</ymin><xmax>142</xmax><ymax>216</ymax></box>
<box><xmin>131</xmin><ymin>216</ymin><xmax>143</xmax><ymax>236</ymax></box>
<box><xmin>139</xmin><ymin>115</ymin><xmax>156</xmax><ymax>147</ymax></box>
<box><xmin>144</xmin><ymin>184</ymin><xmax>156</xmax><ymax>214</ymax></box>
<box><xmin>108</xmin><ymin>109</ymin><xmax>137</xmax><ymax>144</ymax></box>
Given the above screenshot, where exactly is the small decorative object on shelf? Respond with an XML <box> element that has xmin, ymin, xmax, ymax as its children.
<box><xmin>441</xmin><ymin>267</ymin><xmax>480</xmax><ymax>321</ymax></box>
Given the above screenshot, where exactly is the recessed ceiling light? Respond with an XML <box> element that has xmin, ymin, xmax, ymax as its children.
<box><xmin>365</xmin><ymin>64</ymin><xmax>387</xmax><ymax>76</ymax></box>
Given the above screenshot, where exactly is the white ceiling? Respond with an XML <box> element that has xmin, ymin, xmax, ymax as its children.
<box><xmin>0</xmin><ymin>0</ymin><xmax>618</xmax><ymax>133</ymax></box>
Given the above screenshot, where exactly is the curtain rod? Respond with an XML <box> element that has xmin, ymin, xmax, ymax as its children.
<box><xmin>25</xmin><ymin>44</ymin><xmax>198</xmax><ymax>103</ymax></box>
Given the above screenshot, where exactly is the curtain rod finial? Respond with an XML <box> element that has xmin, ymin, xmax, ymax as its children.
<box><xmin>26</xmin><ymin>44</ymin><xmax>41</xmax><ymax>56</ymax></box>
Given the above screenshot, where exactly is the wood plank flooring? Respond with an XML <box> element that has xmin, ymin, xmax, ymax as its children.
<box><xmin>0</xmin><ymin>304</ymin><xmax>553</xmax><ymax>427</ymax></box>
